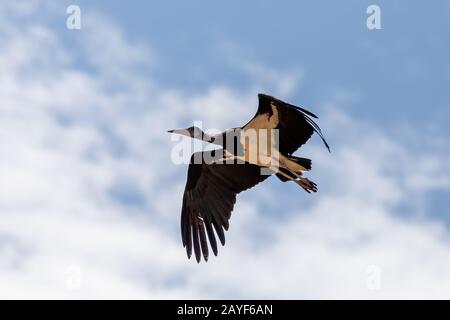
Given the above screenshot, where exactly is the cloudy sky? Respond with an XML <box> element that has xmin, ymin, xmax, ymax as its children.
<box><xmin>0</xmin><ymin>0</ymin><xmax>449</xmax><ymax>299</ymax></box>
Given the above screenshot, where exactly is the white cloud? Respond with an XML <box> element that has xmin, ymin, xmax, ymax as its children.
<box><xmin>0</xmin><ymin>2</ymin><xmax>450</xmax><ymax>299</ymax></box>
<box><xmin>215</xmin><ymin>41</ymin><xmax>303</xmax><ymax>98</ymax></box>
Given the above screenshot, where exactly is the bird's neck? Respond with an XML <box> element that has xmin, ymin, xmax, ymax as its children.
<box><xmin>199</xmin><ymin>132</ymin><xmax>221</xmax><ymax>145</ymax></box>
<box><xmin>194</xmin><ymin>131</ymin><xmax>221</xmax><ymax>144</ymax></box>
<box><xmin>195</xmin><ymin>130</ymin><xmax>235</xmax><ymax>146</ymax></box>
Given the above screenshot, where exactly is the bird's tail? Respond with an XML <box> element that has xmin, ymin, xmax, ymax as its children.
<box><xmin>286</xmin><ymin>155</ymin><xmax>312</xmax><ymax>171</ymax></box>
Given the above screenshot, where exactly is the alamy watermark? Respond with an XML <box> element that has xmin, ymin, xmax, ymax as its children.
<box><xmin>367</xmin><ymin>5</ymin><xmax>382</xmax><ymax>30</ymax></box>
<box><xmin>65</xmin><ymin>264</ymin><xmax>82</xmax><ymax>290</ymax></box>
<box><xmin>66</xmin><ymin>5</ymin><xmax>81</xmax><ymax>30</ymax></box>
<box><xmin>366</xmin><ymin>264</ymin><xmax>382</xmax><ymax>290</ymax></box>
<box><xmin>169</xmin><ymin>121</ymin><xmax>280</xmax><ymax>175</ymax></box>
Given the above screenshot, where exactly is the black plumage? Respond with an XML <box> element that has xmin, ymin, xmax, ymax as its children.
<box><xmin>170</xmin><ymin>93</ymin><xmax>330</xmax><ymax>262</ymax></box>
<box><xmin>244</xmin><ymin>94</ymin><xmax>330</xmax><ymax>154</ymax></box>
<box><xmin>181</xmin><ymin>151</ymin><xmax>270</xmax><ymax>261</ymax></box>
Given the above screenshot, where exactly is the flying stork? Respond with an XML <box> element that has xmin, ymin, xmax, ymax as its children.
<box><xmin>168</xmin><ymin>93</ymin><xmax>330</xmax><ymax>262</ymax></box>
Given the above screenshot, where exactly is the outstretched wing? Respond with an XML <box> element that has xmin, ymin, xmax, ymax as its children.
<box><xmin>243</xmin><ymin>93</ymin><xmax>330</xmax><ymax>155</ymax></box>
<box><xmin>181</xmin><ymin>150</ymin><xmax>271</xmax><ymax>262</ymax></box>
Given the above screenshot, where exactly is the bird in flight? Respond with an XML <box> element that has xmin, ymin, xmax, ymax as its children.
<box><xmin>168</xmin><ymin>93</ymin><xmax>330</xmax><ymax>262</ymax></box>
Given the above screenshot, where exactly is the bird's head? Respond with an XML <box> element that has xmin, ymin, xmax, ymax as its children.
<box><xmin>168</xmin><ymin>126</ymin><xmax>212</xmax><ymax>142</ymax></box>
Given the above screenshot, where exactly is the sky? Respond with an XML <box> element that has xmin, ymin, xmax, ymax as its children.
<box><xmin>0</xmin><ymin>0</ymin><xmax>449</xmax><ymax>299</ymax></box>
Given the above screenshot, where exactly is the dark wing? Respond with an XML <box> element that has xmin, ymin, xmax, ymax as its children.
<box><xmin>243</xmin><ymin>93</ymin><xmax>330</xmax><ymax>155</ymax></box>
<box><xmin>181</xmin><ymin>150</ymin><xmax>271</xmax><ymax>262</ymax></box>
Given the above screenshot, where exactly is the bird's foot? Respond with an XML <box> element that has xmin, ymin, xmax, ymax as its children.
<box><xmin>296</xmin><ymin>177</ymin><xmax>317</xmax><ymax>193</ymax></box>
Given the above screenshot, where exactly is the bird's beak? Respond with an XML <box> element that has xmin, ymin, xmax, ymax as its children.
<box><xmin>167</xmin><ymin>128</ymin><xmax>190</xmax><ymax>137</ymax></box>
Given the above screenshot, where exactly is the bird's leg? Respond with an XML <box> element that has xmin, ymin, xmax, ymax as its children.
<box><xmin>276</xmin><ymin>168</ymin><xmax>317</xmax><ymax>193</ymax></box>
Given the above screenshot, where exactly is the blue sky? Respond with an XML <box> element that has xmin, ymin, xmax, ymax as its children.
<box><xmin>0</xmin><ymin>1</ymin><xmax>449</xmax><ymax>298</ymax></box>
<box><xmin>72</xmin><ymin>0</ymin><xmax>450</xmax><ymax>124</ymax></box>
